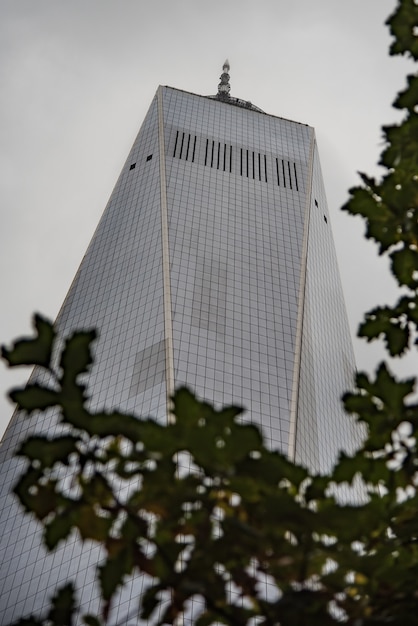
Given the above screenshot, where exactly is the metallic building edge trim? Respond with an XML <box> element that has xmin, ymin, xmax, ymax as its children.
<box><xmin>287</xmin><ymin>129</ymin><xmax>316</xmax><ymax>461</ymax></box>
<box><xmin>157</xmin><ymin>86</ymin><xmax>175</xmax><ymax>421</ymax></box>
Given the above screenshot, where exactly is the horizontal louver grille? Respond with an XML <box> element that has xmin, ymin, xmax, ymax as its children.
<box><xmin>170</xmin><ymin>129</ymin><xmax>302</xmax><ymax>192</ymax></box>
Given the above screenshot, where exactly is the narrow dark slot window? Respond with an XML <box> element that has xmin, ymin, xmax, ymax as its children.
<box><xmin>282</xmin><ymin>160</ymin><xmax>287</xmax><ymax>187</ymax></box>
<box><xmin>229</xmin><ymin>146</ymin><xmax>232</xmax><ymax>173</ymax></box>
<box><xmin>129</xmin><ymin>163</ymin><xmax>136</xmax><ymax>170</ymax></box>
<box><xmin>217</xmin><ymin>142</ymin><xmax>220</xmax><ymax>169</ymax></box>
<box><xmin>204</xmin><ymin>139</ymin><xmax>209</xmax><ymax>166</ymax></box>
<box><xmin>264</xmin><ymin>155</ymin><xmax>268</xmax><ymax>183</ymax></box>
<box><xmin>223</xmin><ymin>144</ymin><xmax>227</xmax><ymax>172</ymax></box>
<box><xmin>173</xmin><ymin>130</ymin><xmax>179</xmax><ymax>158</ymax></box>
<box><xmin>314</xmin><ymin>198</ymin><xmax>318</xmax><ymax>207</ymax></box>
<box><xmin>276</xmin><ymin>158</ymin><xmax>280</xmax><ymax>185</ymax></box>
<box><xmin>179</xmin><ymin>132</ymin><xmax>185</xmax><ymax>159</ymax></box>
<box><xmin>246</xmin><ymin>150</ymin><xmax>249</xmax><ymax>178</ymax></box>
<box><xmin>185</xmin><ymin>134</ymin><xmax>191</xmax><ymax>161</ymax></box>
<box><xmin>146</xmin><ymin>155</ymin><xmax>152</xmax><ymax>162</ymax></box>
<box><xmin>252</xmin><ymin>152</ymin><xmax>255</xmax><ymax>179</ymax></box>
<box><xmin>293</xmin><ymin>163</ymin><xmax>299</xmax><ymax>191</ymax></box>
<box><xmin>287</xmin><ymin>162</ymin><xmax>293</xmax><ymax>189</ymax></box>
<box><xmin>324</xmin><ymin>215</ymin><xmax>328</xmax><ymax>223</ymax></box>
<box><xmin>240</xmin><ymin>148</ymin><xmax>243</xmax><ymax>176</ymax></box>
<box><xmin>192</xmin><ymin>136</ymin><xmax>197</xmax><ymax>163</ymax></box>
<box><xmin>258</xmin><ymin>153</ymin><xmax>261</xmax><ymax>181</ymax></box>
<box><xmin>211</xmin><ymin>140</ymin><xmax>215</xmax><ymax>168</ymax></box>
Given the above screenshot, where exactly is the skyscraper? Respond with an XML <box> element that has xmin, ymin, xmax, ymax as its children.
<box><xmin>0</xmin><ymin>63</ymin><xmax>361</xmax><ymax>624</ymax></box>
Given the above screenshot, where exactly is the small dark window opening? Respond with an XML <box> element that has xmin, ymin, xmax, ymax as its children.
<box><xmin>282</xmin><ymin>160</ymin><xmax>286</xmax><ymax>187</ymax></box>
<box><xmin>216</xmin><ymin>142</ymin><xmax>220</xmax><ymax>169</ymax></box>
<box><xmin>179</xmin><ymin>132</ymin><xmax>185</xmax><ymax>159</ymax></box>
<box><xmin>173</xmin><ymin>130</ymin><xmax>179</xmax><ymax>157</ymax></box>
<box><xmin>314</xmin><ymin>199</ymin><xmax>318</xmax><ymax>207</ymax></box>
<box><xmin>264</xmin><ymin>154</ymin><xmax>268</xmax><ymax>183</ymax></box>
<box><xmin>276</xmin><ymin>158</ymin><xmax>280</xmax><ymax>185</ymax></box>
<box><xmin>287</xmin><ymin>162</ymin><xmax>293</xmax><ymax>189</ymax></box>
<box><xmin>185</xmin><ymin>134</ymin><xmax>191</xmax><ymax>161</ymax></box>
<box><xmin>293</xmin><ymin>163</ymin><xmax>299</xmax><ymax>191</ymax></box>
<box><xmin>258</xmin><ymin>153</ymin><xmax>261</xmax><ymax>181</ymax></box>
<box><xmin>146</xmin><ymin>155</ymin><xmax>152</xmax><ymax>162</ymax></box>
<box><xmin>192</xmin><ymin>136</ymin><xmax>197</xmax><ymax>162</ymax></box>
<box><xmin>129</xmin><ymin>163</ymin><xmax>136</xmax><ymax>170</ymax></box>
<box><xmin>229</xmin><ymin>146</ymin><xmax>233</xmax><ymax>173</ymax></box>
<box><xmin>240</xmin><ymin>148</ymin><xmax>243</xmax><ymax>176</ymax></box>
<box><xmin>223</xmin><ymin>144</ymin><xmax>227</xmax><ymax>172</ymax></box>
<box><xmin>204</xmin><ymin>139</ymin><xmax>209</xmax><ymax>166</ymax></box>
<box><xmin>210</xmin><ymin>140</ymin><xmax>215</xmax><ymax>168</ymax></box>
<box><xmin>324</xmin><ymin>215</ymin><xmax>328</xmax><ymax>223</ymax></box>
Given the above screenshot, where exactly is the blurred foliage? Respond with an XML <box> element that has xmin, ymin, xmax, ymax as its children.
<box><xmin>2</xmin><ymin>0</ymin><xmax>418</xmax><ymax>625</ymax></box>
<box><xmin>3</xmin><ymin>319</ymin><xmax>418</xmax><ymax>626</ymax></box>
<box><xmin>342</xmin><ymin>0</ymin><xmax>418</xmax><ymax>356</ymax></box>
<box><xmin>4</xmin><ymin>312</ymin><xmax>418</xmax><ymax>626</ymax></box>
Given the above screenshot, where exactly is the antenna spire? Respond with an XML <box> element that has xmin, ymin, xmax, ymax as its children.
<box><xmin>217</xmin><ymin>59</ymin><xmax>231</xmax><ymax>99</ymax></box>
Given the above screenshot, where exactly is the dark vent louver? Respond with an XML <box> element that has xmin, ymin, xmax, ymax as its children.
<box><xmin>185</xmin><ymin>134</ymin><xmax>191</xmax><ymax>161</ymax></box>
<box><xmin>170</xmin><ymin>129</ymin><xmax>302</xmax><ymax>192</ymax></box>
<box><xmin>287</xmin><ymin>162</ymin><xmax>293</xmax><ymax>190</ymax></box>
<box><xmin>179</xmin><ymin>132</ymin><xmax>185</xmax><ymax>159</ymax></box>
<box><xmin>173</xmin><ymin>131</ymin><xmax>179</xmax><ymax>158</ymax></box>
<box><xmin>282</xmin><ymin>160</ymin><xmax>286</xmax><ymax>188</ymax></box>
<box><xmin>204</xmin><ymin>138</ymin><xmax>209</xmax><ymax>166</ymax></box>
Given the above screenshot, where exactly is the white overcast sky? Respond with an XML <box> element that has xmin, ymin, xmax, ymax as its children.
<box><xmin>0</xmin><ymin>0</ymin><xmax>415</xmax><ymax>438</ymax></box>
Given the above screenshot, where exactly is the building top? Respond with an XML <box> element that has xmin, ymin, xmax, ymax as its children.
<box><xmin>207</xmin><ymin>59</ymin><xmax>266</xmax><ymax>114</ymax></box>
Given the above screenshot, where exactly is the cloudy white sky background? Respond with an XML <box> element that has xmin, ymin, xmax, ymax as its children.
<box><xmin>0</xmin><ymin>0</ymin><xmax>415</xmax><ymax>438</ymax></box>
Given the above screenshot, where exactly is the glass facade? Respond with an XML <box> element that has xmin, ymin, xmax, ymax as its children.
<box><xmin>0</xmin><ymin>86</ymin><xmax>362</xmax><ymax>624</ymax></box>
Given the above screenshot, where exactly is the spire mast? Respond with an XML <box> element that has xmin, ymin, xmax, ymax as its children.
<box><xmin>217</xmin><ymin>59</ymin><xmax>231</xmax><ymax>100</ymax></box>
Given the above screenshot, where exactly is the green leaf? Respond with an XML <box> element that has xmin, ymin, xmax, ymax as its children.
<box><xmin>390</xmin><ymin>247</ymin><xmax>418</xmax><ymax>288</ymax></box>
<box><xmin>47</xmin><ymin>583</ymin><xmax>76</xmax><ymax>626</ymax></box>
<box><xmin>76</xmin><ymin>410</ymin><xmax>145</xmax><ymax>441</ymax></box>
<box><xmin>373</xmin><ymin>361</ymin><xmax>415</xmax><ymax>412</ymax></box>
<box><xmin>45</xmin><ymin>512</ymin><xmax>75</xmax><ymax>550</ymax></box>
<box><xmin>384</xmin><ymin>323</ymin><xmax>410</xmax><ymax>356</ymax></box>
<box><xmin>394</xmin><ymin>73</ymin><xmax>418</xmax><ymax>111</ymax></box>
<box><xmin>140</xmin><ymin>585</ymin><xmax>164</xmax><ymax>620</ymax></box>
<box><xmin>13</xmin><ymin>466</ymin><xmax>43</xmax><ymax>515</ymax></box>
<box><xmin>75</xmin><ymin>505</ymin><xmax>112</xmax><ymax>542</ymax></box>
<box><xmin>359</xmin><ymin>306</ymin><xmax>410</xmax><ymax>356</ymax></box>
<box><xmin>386</xmin><ymin>0</ymin><xmax>418</xmax><ymax>60</ymax></box>
<box><xmin>99</xmin><ymin>545</ymin><xmax>134</xmax><ymax>601</ymax></box>
<box><xmin>60</xmin><ymin>330</ymin><xmax>97</xmax><ymax>388</ymax></box>
<box><xmin>83</xmin><ymin>617</ymin><xmax>102</xmax><ymax>626</ymax></box>
<box><xmin>81</xmin><ymin>474</ymin><xmax>114</xmax><ymax>506</ymax></box>
<box><xmin>1</xmin><ymin>314</ymin><xmax>55</xmax><ymax>368</ymax></box>
<box><xmin>18</xmin><ymin>435</ymin><xmax>79</xmax><ymax>467</ymax></box>
<box><xmin>10</xmin><ymin>384</ymin><xmax>59</xmax><ymax>413</ymax></box>
<box><xmin>342</xmin><ymin>184</ymin><xmax>397</xmax><ymax>253</ymax></box>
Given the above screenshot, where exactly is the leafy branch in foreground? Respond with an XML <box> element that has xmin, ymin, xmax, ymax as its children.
<box><xmin>3</xmin><ymin>313</ymin><xmax>418</xmax><ymax>626</ymax></box>
<box><xmin>3</xmin><ymin>1</ymin><xmax>418</xmax><ymax>625</ymax></box>
<box><xmin>342</xmin><ymin>0</ymin><xmax>418</xmax><ymax>355</ymax></box>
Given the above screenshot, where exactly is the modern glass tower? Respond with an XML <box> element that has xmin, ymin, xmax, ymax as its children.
<box><xmin>0</xmin><ymin>63</ymin><xmax>362</xmax><ymax>624</ymax></box>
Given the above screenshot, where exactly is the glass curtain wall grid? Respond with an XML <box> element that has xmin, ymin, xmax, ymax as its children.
<box><xmin>0</xmin><ymin>85</ymin><xmax>362</xmax><ymax>625</ymax></box>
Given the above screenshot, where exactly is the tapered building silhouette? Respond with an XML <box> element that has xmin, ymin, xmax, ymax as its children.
<box><xmin>0</xmin><ymin>63</ymin><xmax>361</xmax><ymax>624</ymax></box>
